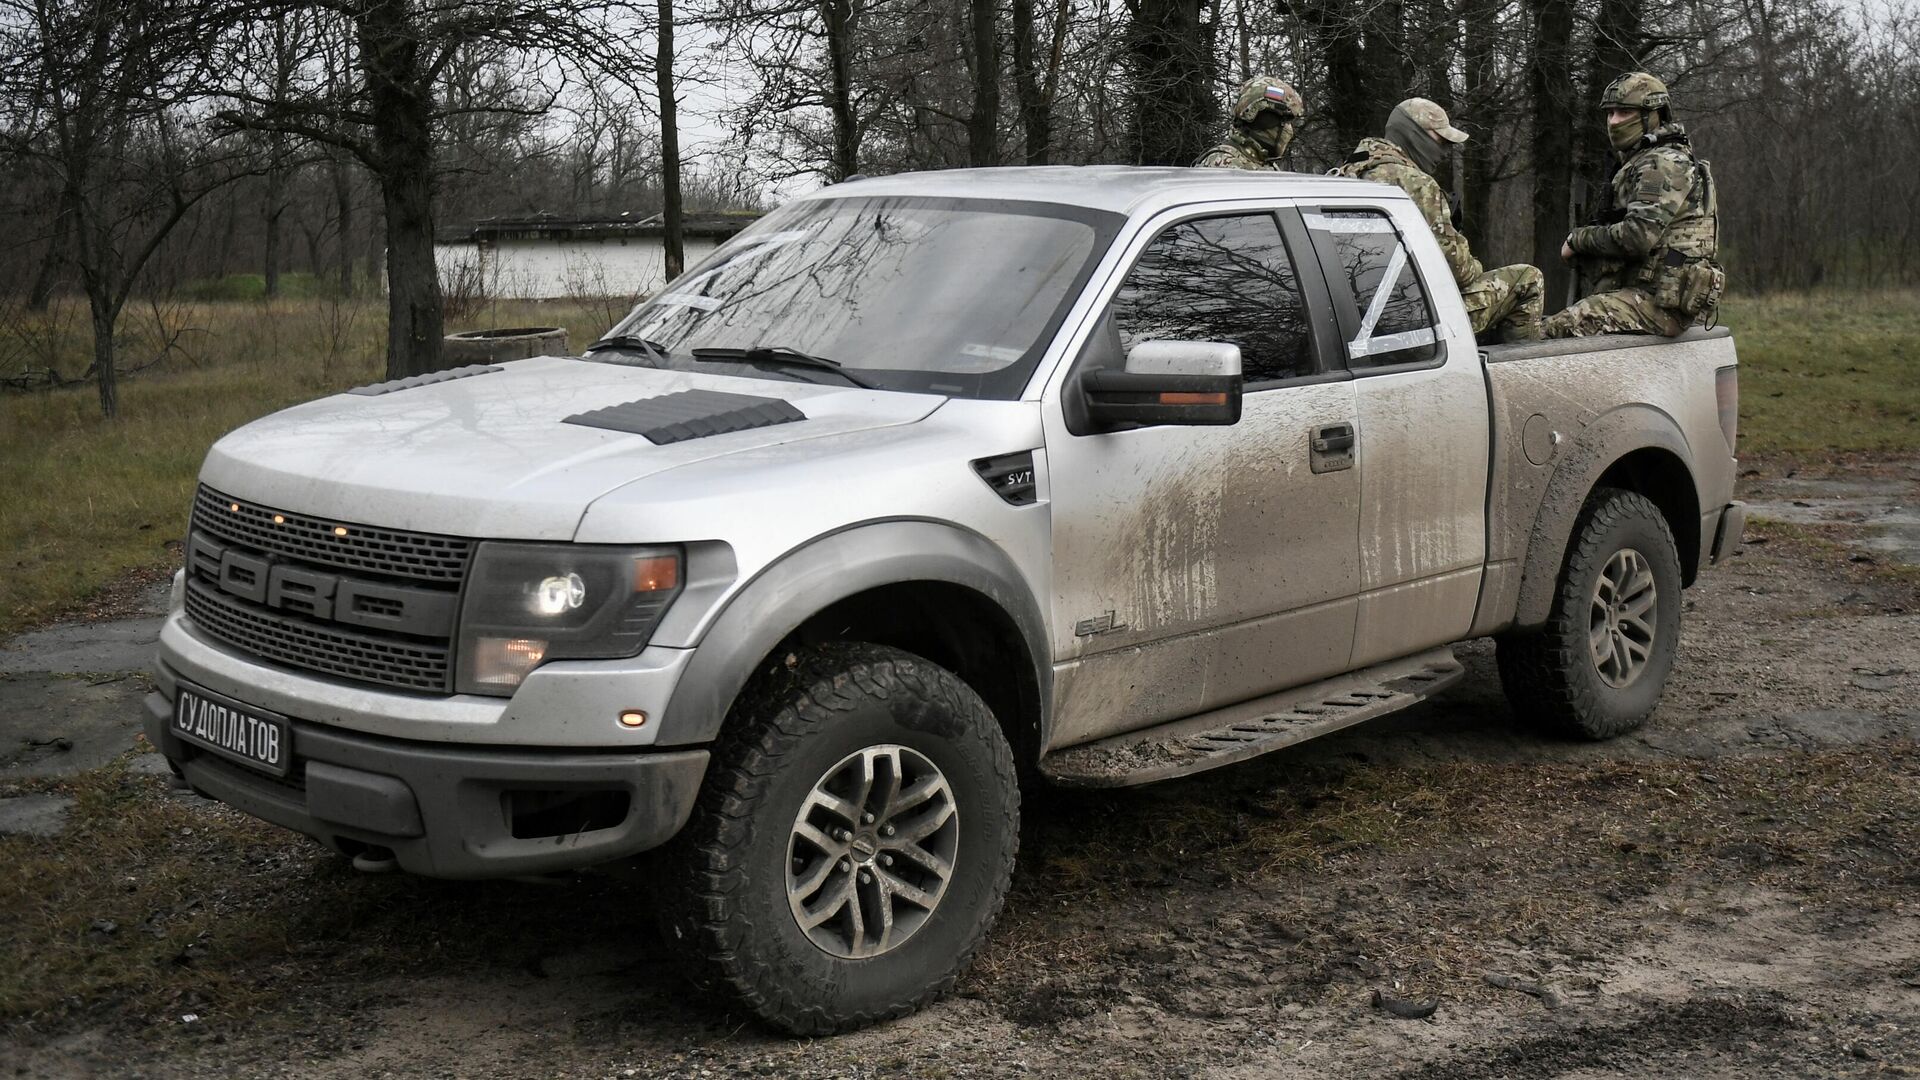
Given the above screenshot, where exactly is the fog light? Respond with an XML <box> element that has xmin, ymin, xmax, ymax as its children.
<box><xmin>618</xmin><ymin>710</ymin><xmax>648</xmax><ymax>729</ymax></box>
<box><xmin>468</xmin><ymin>636</ymin><xmax>548</xmax><ymax>688</ymax></box>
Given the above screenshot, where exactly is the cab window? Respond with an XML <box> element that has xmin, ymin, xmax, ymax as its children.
<box><xmin>1303</xmin><ymin>209</ymin><xmax>1441</xmax><ymax>369</ymax></box>
<box><xmin>1101</xmin><ymin>212</ymin><xmax>1316</xmax><ymax>386</ymax></box>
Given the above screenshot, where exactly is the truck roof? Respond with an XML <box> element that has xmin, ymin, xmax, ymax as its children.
<box><xmin>803</xmin><ymin>165</ymin><xmax>1410</xmax><ymax>217</ymax></box>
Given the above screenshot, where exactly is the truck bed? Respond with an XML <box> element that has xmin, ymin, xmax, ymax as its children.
<box><xmin>1471</xmin><ymin>327</ymin><xmax>1740</xmax><ymax>638</ymax></box>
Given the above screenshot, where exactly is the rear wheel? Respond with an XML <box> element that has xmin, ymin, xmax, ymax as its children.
<box><xmin>662</xmin><ymin>643</ymin><xmax>1018</xmax><ymax>1034</ymax></box>
<box><xmin>1497</xmin><ymin>487</ymin><xmax>1683</xmax><ymax>739</ymax></box>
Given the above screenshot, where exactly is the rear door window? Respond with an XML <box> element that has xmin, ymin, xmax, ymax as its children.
<box><xmin>1302</xmin><ymin>209</ymin><xmax>1441</xmax><ymax>370</ymax></box>
<box><xmin>1104</xmin><ymin>212</ymin><xmax>1317</xmax><ymax>386</ymax></box>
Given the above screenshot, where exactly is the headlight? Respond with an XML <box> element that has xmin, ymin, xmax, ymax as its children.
<box><xmin>455</xmin><ymin>543</ymin><xmax>683</xmax><ymax>696</ymax></box>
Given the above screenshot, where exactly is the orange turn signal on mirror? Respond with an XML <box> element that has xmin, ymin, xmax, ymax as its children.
<box><xmin>1159</xmin><ymin>391</ymin><xmax>1229</xmax><ymax>405</ymax></box>
<box><xmin>633</xmin><ymin>555</ymin><xmax>679</xmax><ymax>593</ymax></box>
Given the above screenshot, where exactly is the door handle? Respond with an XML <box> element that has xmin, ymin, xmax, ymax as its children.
<box><xmin>1312</xmin><ymin>423</ymin><xmax>1356</xmax><ymax>453</ymax></box>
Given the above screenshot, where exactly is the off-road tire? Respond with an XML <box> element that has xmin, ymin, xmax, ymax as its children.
<box><xmin>1497</xmin><ymin>487</ymin><xmax>1683</xmax><ymax>739</ymax></box>
<box><xmin>660</xmin><ymin>642</ymin><xmax>1019</xmax><ymax>1035</ymax></box>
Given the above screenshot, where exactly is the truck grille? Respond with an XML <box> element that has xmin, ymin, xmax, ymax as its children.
<box><xmin>183</xmin><ymin>486</ymin><xmax>470</xmax><ymax>693</ymax></box>
<box><xmin>192</xmin><ymin>485</ymin><xmax>473</xmax><ymax>584</ymax></box>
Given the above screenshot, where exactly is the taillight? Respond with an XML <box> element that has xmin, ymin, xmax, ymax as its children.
<box><xmin>1714</xmin><ymin>365</ymin><xmax>1738</xmax><ymax>454</ymax></box>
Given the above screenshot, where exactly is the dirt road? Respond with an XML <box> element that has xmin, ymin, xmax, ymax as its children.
<box><xmin>3</xmin><ymin>458</ymin><xmax>1918</xmax><ymax>1078</ymax></box>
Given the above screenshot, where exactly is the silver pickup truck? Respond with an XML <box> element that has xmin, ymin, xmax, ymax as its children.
<box><xmin>146</xmin><ymin>166</ymin><xmax>1744</xmax><ymax>1033</ymax></box>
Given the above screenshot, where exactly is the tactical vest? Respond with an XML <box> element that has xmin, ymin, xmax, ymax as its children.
<box><xmin>1620</xmin><ymin>139</ymin><xmax>1723</xmax><ymax>313</ymax></box>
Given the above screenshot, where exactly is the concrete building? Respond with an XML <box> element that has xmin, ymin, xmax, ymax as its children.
<box><xmin>435</xmin><ymin>212</ymin><xmax>759</xmax><ymax>300</ymax></box>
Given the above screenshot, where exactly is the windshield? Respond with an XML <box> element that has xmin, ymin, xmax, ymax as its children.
<box><xmin>590</xmin><ymin>195</ymin><xmax>1121</xmax><ymax>398</ymax></box>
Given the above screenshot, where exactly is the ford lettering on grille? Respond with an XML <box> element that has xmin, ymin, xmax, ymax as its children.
<box><xmin>187</xmin><ymin>530</ymin><xmax>457</xmax><ymax>637</ymax></box>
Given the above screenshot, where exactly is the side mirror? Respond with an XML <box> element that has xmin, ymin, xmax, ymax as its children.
<box><xmin>1079</xmin><ymin>340</ymin><xmax>1243</xmax><ymax>431</ymax></box>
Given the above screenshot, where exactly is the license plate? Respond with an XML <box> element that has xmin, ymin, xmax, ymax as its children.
<box><xmin>172</xmin><ymin>683</ymin><xmax>291</xmax><ymax>777</ymax></box>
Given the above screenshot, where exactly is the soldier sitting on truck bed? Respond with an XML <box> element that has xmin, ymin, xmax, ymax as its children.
<box><xmin>1196</xmin><ymin>77</ymin><xmax>1305</xmax><ymax>171</ymax></box>
<box><xmin>1545</xmin><ymin>72</ymin><xmax>1725</xmax><ymax>338</ymax></box>
<box><xmin>1334</xmin><ymin>99</ymin><xmax>1543</xmax><ymax>343</ymax></box>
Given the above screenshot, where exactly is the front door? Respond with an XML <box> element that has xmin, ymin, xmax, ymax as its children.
<box><xmin>1042</xmin><ymin>207</ymin><xmax>1362</xmax><ymax>750</ymax></box>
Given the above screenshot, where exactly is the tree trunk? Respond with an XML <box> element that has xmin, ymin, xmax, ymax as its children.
<box><xmin>821</xmin><ymin>0</ymin><xmax>860</xmax><ymax>180</ymax></box>
<box><xmin>1422</xmin><ymin>0</ymin><xmax>1456</xmax><ymax>192</ymax></box>
<box><xmin>967</xmin><ymin>0</ymin><xmax>1000</xmax><ymax>166</ymax></box>
<box><xmin>333</xmin><ymin>154</ymin><xmax>355</xmax><ymax>296</ymax></box>
<box><xmin>381</xmin><ymin>171</ymin><xmax>443</xmax><ymax>376</ymax></box>
<box><xmin>1529</xmin><ymin>0</ymin><xmax>1575</xmax><ymax>309</ymax></box>
<box><xmin>361</xmin><ymin>0</ymin><xmax>443</xmax><ymax>376</ymax></box>
<box><xmin>1314</xmin><ymin>0</ymin><xmax>1373</xmax><ymax>151</ymax></box>
<box><xmin>264</xmin><ymin>145</ymin><xmax>285</xmax><ymax>298</ymax></box>
<box><xmin>1578</xmin><ymin>0</ymin><xmax>1641</xmax><ymax>237</ymax></box>
<box><xmin>1127</xmin><ymin>0</ymin><xmax>1218</xmax><ymax>165</ymax></box>
<box><xmin>1459</xmin><ymin>0</ymin><xmax>1496</xmax><ymax>256</ymax></box>
<box><xmin>89</xmin><ymin>294</ymin><xmax>118</xmax><ymax>419</ymax></box>
<box><xmin>656</xmin><ymin>0</ymin><xmax>685</xmax><ymax>281</ymax></box>
<box><xmin>1012</xmin><ymin>0</ymin><xmax>1048</xmax><ymax>163</ymax></box>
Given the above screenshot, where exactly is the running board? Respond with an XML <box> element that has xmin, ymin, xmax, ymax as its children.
<box><xmin>1039</xmin><ymin>647</ymin><xmax>1465</xmax><ymax>788</ymax></box>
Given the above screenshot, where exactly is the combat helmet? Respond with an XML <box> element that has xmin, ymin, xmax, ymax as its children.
<box><xmin>1600</xmin><ymin>72</ymin><xmax>1672</xmax><ymax>123</ymax></box>
<box><xmin>1228</xmin><ymin>76</ymin><xmax>1305</xmax><ymax>160</ymax></box>
<box><xmin>1231</xmin><ymin>76</ymin><xmax>1305</xmax><ymax>125</ymax></box>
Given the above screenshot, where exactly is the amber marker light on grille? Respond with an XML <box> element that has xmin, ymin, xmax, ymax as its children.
<box><xmin>619</xmin><ymin>710</ymin><xmax>648</xmax><ymax>728</ymax></box>
<box><xmin>633</xmin><ymin>555</ymin><xmax>679</xmax><ymax>592</ymax></box>
<box><xmin>228</xmin><ymin>502</ymin><xmax>240</xmax><ymax>512</ymax></box>
<box><xmin>273</xmin><ymin>514</ymin><xmax>286</xmax><ymax>524</ymax></box>
<box><xmin>333</xmin><ymin>526</ymin><xmax>348</xmax><ymax>537</ymax></box>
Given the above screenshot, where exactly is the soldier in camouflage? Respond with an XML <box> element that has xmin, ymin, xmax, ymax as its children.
<box><xmin>1196</xmin><ymin>77</ymin><xmax>1305</xmax><ymax>170</ymax></box>
<box><xmin>1334</xmin><ymin>98</ymin><xmax>1543</xmax><ymax>342</ymax></box>
<box><xmin>1544</xmin><ymin>72</ymin><xmax>1725</xmax><ymax>338</ymax></box>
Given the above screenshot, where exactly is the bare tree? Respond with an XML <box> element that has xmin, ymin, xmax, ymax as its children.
<box><xmin>658</xmin><ymin>0</ymin><xmax>686</xmax><ymax>280</ymax></box>
<box><xmin>209</xmin><ymin>0</ymin><xmax>657</xmax><ymax>377</ymax></box>
<box><xmin>0</xmin><ymin>0</ymin><xmax>250</xmax><ymax>417</ymax></box>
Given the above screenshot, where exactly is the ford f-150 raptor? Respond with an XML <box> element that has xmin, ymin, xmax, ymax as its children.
<box><xmin>147</xmin><ymin>166</ymin><xmax>1745</xmax><ymax>1034</ymax></box>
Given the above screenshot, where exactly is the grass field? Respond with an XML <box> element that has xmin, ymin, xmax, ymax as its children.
<box><xmin>1717</xmin><ymin>290</ymin><xmax>1920</xmax><ymax>456</ymax></box>
<box><xmin>1</xmin><ymin>289</ymin><xmax>1915</xmax><ymax>636</ymax></box>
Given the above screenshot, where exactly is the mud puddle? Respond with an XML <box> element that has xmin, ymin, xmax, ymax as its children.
<box><xmin>1743</xmin><ymin>458</ymin><xmax>1920</xmax><ymax>566</ymax></box>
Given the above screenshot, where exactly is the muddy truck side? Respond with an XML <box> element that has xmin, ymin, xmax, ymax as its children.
<box><xmin>145</xmin><ymin>166</ymin><xmax>1743</xmax><ymax>1035</ymax></box>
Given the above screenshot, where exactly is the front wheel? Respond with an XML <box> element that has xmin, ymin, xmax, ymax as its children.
<box><xmin>661</xmin><ymin>643</ymin><xmax>1019</xmax><ymax>1035</ymax></box>
<box><xmin>1497</xmin><ymin>487</ymin><xmax>1683</xmax><ymax>739</ymax></box>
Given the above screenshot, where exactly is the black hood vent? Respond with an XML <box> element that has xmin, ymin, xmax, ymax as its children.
<box><xmin>347</xmin><ymin>364</ymin><xmax>503</xmax><ymax>396</ymax></box>
<box><xmin>563</xmin><ymin>389</ymin><xmax>806</xmax><ymax>445</ymax></box>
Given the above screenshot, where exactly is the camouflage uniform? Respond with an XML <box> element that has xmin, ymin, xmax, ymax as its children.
<box><xmin>1196</xmin><ymin>77</ymin><xmax>1304</xmax><ymax>170</ymax></box>
<box><xmin>1544</xmin><ymin>73</ymin><xmax>1724</xmax><ymax>338</ymax></box>
<box><xmin>1196</xmin><ymin>129</ymin><xmax>1282</xmax><ymax>171</ymax></box>
<box><xmin>1334</xmin><ymin>106</ymin><xmax>1543</xmax><ymax>342</ymax></box>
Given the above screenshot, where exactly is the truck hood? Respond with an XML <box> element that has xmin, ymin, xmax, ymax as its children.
<box><xmin>200</xmin><ymin>356</ymin><xmax>946</xmax><ymax>539</ymax></box>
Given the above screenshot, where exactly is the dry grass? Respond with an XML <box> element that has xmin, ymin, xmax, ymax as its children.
<box><xmin>0</xmin><ymin>296</ymin><xmax>620</xmax><ymax>635</ymax></box>
<box><xmin>1720</xmin><ymin>288</ymin><xmax>1920</xmax><ymax>457</ymax></box>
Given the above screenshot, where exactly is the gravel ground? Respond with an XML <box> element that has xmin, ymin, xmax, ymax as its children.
<box><xmin>3</xmin><ymin>458</ymin><xmax>1918</xmax><ymax>1079</ymax></box>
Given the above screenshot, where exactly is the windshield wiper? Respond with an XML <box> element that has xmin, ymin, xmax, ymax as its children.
<box><xmin>690</xmin><ymin>345</ymin><xmax>878</xmax><ymax>390</ymax></box>
<box><xmin>584</xmin><ymin>334</ymin><xmax>672</xmax><ymax>364</ymax></box>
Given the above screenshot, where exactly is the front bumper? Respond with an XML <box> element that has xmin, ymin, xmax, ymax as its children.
<box><xmin>145</xmin><ymin>681</ymin><xmax>708</xmax><ymax>879</ymax></box>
